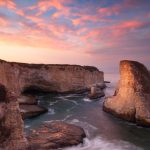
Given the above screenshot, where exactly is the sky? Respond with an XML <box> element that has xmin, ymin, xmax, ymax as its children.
<box><xmin>0</xmin><ymin>0</ymin><xmax>150</xmax><ymax>73</ymax></box>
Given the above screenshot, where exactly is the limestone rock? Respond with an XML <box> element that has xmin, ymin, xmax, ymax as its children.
<box><xmin>88</xmin><ymin>86</ymin><xmax>105</xmax><ymax>99</ymax></box>
<box><xmin>0</xmin><ymin>59</ymin><xmax>104</xmax><ymax>95</ymax></box>
<box><xmin>20</xmin><ymin>104</ymin><xmax>48</xmax><ymax>119</ymax></box>
<box><xmin>28</xmin><ymin>121</ymin><xmax>86</xmax><ymax>150</ymax></box>
<box><xmin>18</xmin><ymin>95</ymin><xmax>37</xmax><ymax>105</ymax></box>
<box><xmin>103</xmin><ymin>60</ymin><xmax>150</xmax><ymax>126</ymax></box>
<box><xmin>0</xmin><ymin>84</ymin><xmax>28</xmax><ymax>150</ymax></box>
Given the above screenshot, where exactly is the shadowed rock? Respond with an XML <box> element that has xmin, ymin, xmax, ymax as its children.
<box><xmin>20</xmin><ymin>104</ymin><xmax>48</xmax><ymax>119</ymax></box>
<box><xmin>0</xmin><ymin>84</ymin><xmax>27</xmax><ymax>150</ymax></box>
<box><xmin>28</xmin><ymin>121</ymin><xmax>86</xmax><ymax>150</ymax></box>
<box><xmin>18</xmin><ymin>95</ymin><xmax>37</xmax><ymax>105</ymax></box>
<box><xmin>103</xmin><ymin>60</ymin><xmax>150</xmax><ymax>126</ymax></box>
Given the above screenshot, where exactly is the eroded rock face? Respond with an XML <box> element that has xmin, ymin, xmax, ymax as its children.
<box><xmin>0</xmin><ymin>59</ymin><xmax>104</xmax><ymax>95</ymax></box>
<box><xmin>88</xmin><ymin>86</ymin><xmax>105</xmax><ymax>99</ymax></box>
<box><xmin>103</xmin><ymin>60</ymin><xmax>150</xmax><ymax>126</ymax></box>
<box><xmin>28</xmin><ymin>121</ymin><xmax>86</xmax><ymax>150</ymax></box>
<box><xmin>20</xmin><ymin>104</ymin><xmax>48</xmax><ymax>119</ymax></box>
<box><xmin>0</xmin><ymin>84</ymin><xmax>27</xmax><ymax>150</ymax></box>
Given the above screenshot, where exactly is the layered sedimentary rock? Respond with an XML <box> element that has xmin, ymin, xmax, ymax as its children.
<box><xmin>28</xmin><ymin>121</ymin><xmax>86</xmax><ymax>150</ymax></box>
<box><xmin>0</xmin><ymin>59</ymin><xmax>104</xmax><ymax>95</ymax></box>
<box><xmin>0</xmin><ymin>84</ymin><xmax>27</xmax><ymax>150</ymax></box>
<box><xmin>20</xmin><ymin>104</ymin><xmax>48</xmax><ymax>119</ymax></box>
<box><xmin>18</xmin><ymin>96</ymin><xmax>48</xmax><ymax>119</ymax></box>
<box><xmin>104</xmin><ymin>60</ymin><xmax>150</xmax><ymax>126</ymax></box>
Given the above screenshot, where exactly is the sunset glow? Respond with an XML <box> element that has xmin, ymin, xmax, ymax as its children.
<box><xmin>0</xmin><ymin>0</ymin><xmax>150</xmax><ymax>72</ymax></box>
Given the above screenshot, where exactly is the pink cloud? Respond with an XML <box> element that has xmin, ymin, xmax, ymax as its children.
<box><xmin>0</xmin><ymin>16</ymin><xmax>9</xmax><ymax>26</ymax></box>
<box><xmin>72</xmin><ymin>15</ymin><xmax>102</xmax><ymax>26</ymax></box>
<box><xmin>112</xmin><ymin>20</ymin><xmax>150</xmax><ymax>37</ymax></box>
<box><xmin>98</xmin><ymin>0</ymin><xmax>145</xmax><ymax>16</ymax></box>
<box><xmin>28</xmin><ymin>0</ymin><xmax>72</xmax><ymax>17</ymax></box>
<box><xmin>0</xmin><ymin>0</ymin><xmax>16</xmax><ymax>10</ymax></box>
<box><xmin>99</xmin><ymin>5</ymin><xmax>122</xmax><ymax>16</ymax></box>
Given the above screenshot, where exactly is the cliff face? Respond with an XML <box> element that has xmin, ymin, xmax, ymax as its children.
<box><xmin>0</xmin><ymin>84</ymin><xmax>27</xmax><ymax>150</ymax></box>
<box><xmin>103</xmin><ymin>60</ymin><xmax>150</xmax><ymax>126</ymax></box>
<box><xmin>0</xmin><ymin>59</ymin><xmax>104</xmax><ymax>95</ymax></box>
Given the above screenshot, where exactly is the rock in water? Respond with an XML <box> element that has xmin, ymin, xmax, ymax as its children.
<box><xmin>18</xmin><ymin>95</ymin><xmax>48</xmax><ymax>119</ymax></box>
<box><xmin>0</xmin><ymin>84</ymin><xmax>27</xmax><ymax>150</ymax></box>
<box><xmin>20</xmin><ymin>104</ymin><xmax>48</xmax><ymax>119</ymax></box>
<box><xmin>28</xmin><ymin>121</ymin><xmax>86</xmax><ymax>150</ymax></box>
<box><xmin>88</xmin><ymin>86</ymin><xmax>105</xmax><ymax>99</ymax></box>
<box><xmin>103</xmin><ymin>60</ymin><xmax>150</xmax><ymax>126</ymax></box>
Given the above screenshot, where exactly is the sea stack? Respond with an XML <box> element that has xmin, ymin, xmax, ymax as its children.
<box><xmin>103</xmin><ymin>60</ymin><xmax>150</xmax><ymax>126</ymax></box>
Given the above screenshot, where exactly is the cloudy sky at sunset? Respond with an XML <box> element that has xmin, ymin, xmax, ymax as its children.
<box><xmin>0</xmin><ymin>0</ymin><xmax>150</xmax><ymax>72</ymax></box>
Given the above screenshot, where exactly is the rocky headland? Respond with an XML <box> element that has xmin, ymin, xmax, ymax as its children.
<box><xmin>0</xmin><ymin>59</ymin><xmax>104</xmax><ymax>149</ymax></box>
<box><xmin>104</xmin><ymin>60</ymin><xmax>150</xmax><ymax>126</ymax></box>
<box><xmin>0</xmin><ymin>59</ymin><xmax>104</xmax><ymax>95</ymax></box>
<box><xmin>0</xmin><ymin>59</ymin><xmax>104</xmax><ymax>119</ymax></box>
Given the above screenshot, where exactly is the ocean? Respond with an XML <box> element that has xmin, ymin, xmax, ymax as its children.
<box><xmin>25</xmin><ymin>73</ymin><xmax>150</xmax><ymax>150</ymax></box>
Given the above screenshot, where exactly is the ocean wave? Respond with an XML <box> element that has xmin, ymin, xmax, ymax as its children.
<box><xmin>64</xmin><ymin>137</ymin><xmax>143</xmax><ymax>150</ymax></box>
<box><xmin>83</xmin><ymin>98</ymin><xmax>92</xmax><ymax>102</ymax></box>
<box><xmin>25</xmin><ymin>125</ymin><xmax>30</xmax><ymax>129</ymax></box>
<box><xmin>48</xmin><ymin>108</ymin><xmax>55</xmax><ymax>115</ymax></box>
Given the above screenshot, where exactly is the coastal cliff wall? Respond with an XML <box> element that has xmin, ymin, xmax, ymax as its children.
<box><xmin>0</xmin><ymin>59</ymin><xmax>104</xmax><ymax>95</ymax></box>
<box><xmin>0</xmin><ymin>84</ymin><xmax>27</xmax><ymax>150</ymax></box>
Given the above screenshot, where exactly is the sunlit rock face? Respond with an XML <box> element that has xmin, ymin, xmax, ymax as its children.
<box><xmin>104</xmin><ymin>60</ymin><xmax>150</xmax><ymax>126</ymax></box>
<box><xmin>0</xmin><ymin>59</ymin><xmax>104</xmax><ymax>95</ymax></box>
<box><xmin>0</xmin><ymin>84</ymin><xmax>27</xmax><ymax>150</ymax></box>
<box><xmin>28</xmin><ymin>121</ymin><xmax>86</xmax><ymax>150</ymax></box>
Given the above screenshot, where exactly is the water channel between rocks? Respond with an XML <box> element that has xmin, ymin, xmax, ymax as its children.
<box><xmin>25</xmin><ymin>73</ymin><xmax>150</xmax><ymax>150</ymax></box>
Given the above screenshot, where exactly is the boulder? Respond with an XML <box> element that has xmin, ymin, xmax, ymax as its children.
<box><xmin>20</xmin><ymin>104</ymin><xmax>48</xmax><ymax>119</ymax></box>
<box><xmin>103</xmin><ymin>60</ymin><xmax>150</xmax><ymax>126</ymax></box>
<box><xmin>88</xmin><ymin>86</ymin><xmax>105</xmax><ymax>99</ymax></box>
<box><xmin>28</xmin><ymin>121</ymin><xmax>86</xmax><ymax>150</ymax></box>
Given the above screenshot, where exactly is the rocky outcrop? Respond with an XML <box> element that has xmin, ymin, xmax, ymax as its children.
<box><xmin>88</xmin><ymin>86</ymin><xmax>105</xmax><ymax>99</ymax></box>
<box><xmin>28</xmin><ymin>121</ymin><xmax>86</xmax><ymax>150</ymax></box>
<box><xmin>0</xmin><ymin>84</ymin><xmax>27</xmax><ymax>150</ymax></box>
<box><xmin>104</xmin><ymin>60</ymin><xmax>150</xmax><ymax>126</ymax></box>
<box><xmin>0</xmin><ymin>59</ymin><xmax>104</xmax><ymax>95</ymax></box>
<box><xmin>18</xmin><ymin>95</ymin><xmax>37</xmax><ymax>105</ymax></box>
<box><xmin>20</xmin><ymin>104</ymin><xmax>48</xmax><ymax>119</ymax></box>
<box><xmin>18</xmin><ymin>95</ymin><xmax>48</xmax><ymax>119</ymax></box>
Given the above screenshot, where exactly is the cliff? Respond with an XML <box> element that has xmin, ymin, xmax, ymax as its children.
<box><xmin>0</xmin><ymin>59</ymin><xmax>104</xmax><ymax>95</ymax></box>
<box><xmin>0</xmin><ymin>84</ymin><xmax>27</xmax><ymax>150</ymax></box>
<box><xmin>103</xmin><ymin>60</ymin><xmax>150</xmax><ymax>126</ymax></box>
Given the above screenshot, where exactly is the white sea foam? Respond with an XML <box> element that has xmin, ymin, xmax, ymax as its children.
<box><xmin>25</xmin><ymin>125</ymin><xmax>30</xmax><ymax>128</ymax></box>
<box><xmin>65</xmin><ymin>94</ymin><xmax>81</xmax><ymax>98</ymax></box>
<box><xmin>48</xmin><ymin>108</ymin><xmax>55</xmax><ymax>115</ymax></box>
<box><xmin>70</xmin><ymin>119</ymin><xmax>97</xmax><ymax>130</ymax></box>
<box><xmin>70</xmin><ymin>119</ymin><xmax>97</xmax><ymax>137</ymax></box>
<box><xmin>66</xmin><ymin>106</ymin><xmax>76</xmax><ymax>112</ymax></box>
<box><xmin>83</xmin><ymin>98</ymin><xmax>92</xmax><ymax>102</ymax></box>
<box><xmin>57</xmin><ymin>96</ymin><xmax>79</xmax><ymax>105</ymax></box>
<box><xmin>62</xmin><ymin>115</ymin><xmax>72</xmax><ymax>121</ymax></box>
<box><xmin>64</xmin><ymin>137</ymin><xmax>143</xmax><ymax>150</ymax></box>
<box><xmin>49</xmin><ymin>100</ymin><xmax>59</xmax><ymax>106</ymax></box>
